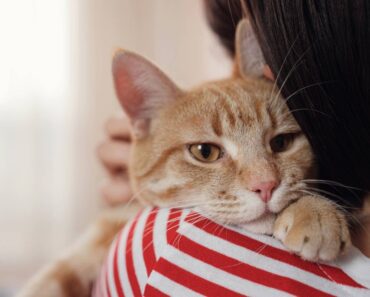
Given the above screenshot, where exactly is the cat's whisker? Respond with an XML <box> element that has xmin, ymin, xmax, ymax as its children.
<box><xmin>161</xmin><ymin>211</ymin><xmax>202</xmax><ymax>226</ymax></box>
<box><xmin>174</xmin><ymin>215</ymin><xmax>212</xmax><ymax>249</ymax></box>
<box><xmin>154</xmin><ymin>196</ymin><xmax>207</xmax><ymax>210</ymax></box>
<box><xmin>172</xmin><ymin>233</ymin><xmax>183</xmax><ymax>249</ymax></box>
<box><xmin>139</xmin><ymin>214</ymin><xmax>206</xmax><ymax>255</ymax></box>
<box><xmin>284</xmin><ymin>81</ymin><xmax>333</xmax><ymax>105</ymax></box>
<box><xmin>164</xmin><ymin>201</ymin><xmax>205</xmax><ymax>210</ymax></box>
<box><xmin>279</xmin><ymin>108</ymin><xmax>331</xmax><ymax>121</ymax></box>
<box><xmin>171</xmin><ymin>215</ymin><xmax>209</xmax><ymax>249</ymax></box>
<box><xmin>300</xmin><ymin>190</ymin><xmax>370</xmax><ymax>237</ymax></box>
<box><xmin>273</xmin><ymin>59</ymin><xmax>304</xmax><ymax>105</ymax></box>
<box><xmin>140</xmin><ymin>221</ymin><xmax>185</xmax><ymax>255</ymax></box>
<box><xmin>297</xmin><ymin>189</ymin><xmax>364</xmax><ymax>229</ymax></box>
<box><xmin>169</xmin><ymin>198</ymin><xmax>205</xmax><ymax>206</ymax></box>
<box><xmin>302</xmin><ymin>179</ymin><xmax>366</xmax><ymax>192</ymax></box>
<box><xmin>255</xmin><ymin>243</ymin><xmax>268</xmax><ymax>256</ymax></box>
<box><xmin>211</xmin><ymin>223</ymin><xmax>223</xmax><ymax>237</ymax></box>
<box><xmin>209</xmin><ymin>202</ymin><xmax>241</xmax><ymax>208</ymax></box>
<box><xmin>268</xmin><ymin>33</ymin><xmax>301</xmax><ymax>102</ymax></box>
<box><xmin>303</xmin><ymin>186</ymin><xmax>362</xmax><ymax>205</ymax></box>
<box><xmin>210</xmin><ymin>220</ymin><xmax>231</xmax><ymax>239</ymax></box>
<box><xmin>135</xmin><ymin>211</ymin><xmax>202</xmax><ymax>243</ymax></box>
<box><xmin>300</xmin><ymin>189</ymin><xmax>355</xmax><ymax>213</ymax></box>
<box><xmin>272</xmin><ymin>42</ymin><xmax>315</xmax><ymax>111</ymax></box>
<box><xmin>125</xmin><ymin>184</ymin><xmax>152</xmax><ymax>204</ymax></box>
<box><xmin>163</xmin><ymin>196</ymin><xmax>205</xmax><ymax>205</ymax></box>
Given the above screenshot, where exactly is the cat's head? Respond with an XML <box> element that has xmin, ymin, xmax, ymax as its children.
<box><xmin>112</xmin><ymin>20</ymin><xmax>315</xmax><ymax>233</ymax></box>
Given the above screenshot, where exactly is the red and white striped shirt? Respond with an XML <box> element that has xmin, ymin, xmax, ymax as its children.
<box><xmin>93</xmin><ymin>207</ymin><xmax>370</xmax><ymax>297</ymax></box>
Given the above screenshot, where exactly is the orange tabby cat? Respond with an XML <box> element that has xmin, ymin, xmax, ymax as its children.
<box><xmin>17</xmin><ymin>20</ymin><xmax>350</xmax><ymax>297</ymax></box>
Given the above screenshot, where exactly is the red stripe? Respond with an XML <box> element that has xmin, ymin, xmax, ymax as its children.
<box><xmin>166</xmin><ymin>209</ymin><xmax>182</xmax><ymax>243</ymax></box>
<box><xmin>142</xmin><ymin>208</ymin><xmax>158</xmax><ymax>275</ymax></box>
<box><xmin>172</xmin><ymin>229</ymin><xmax>334</xmax><ymax>297</ymax></box>
<box><xmin>143</xmin><ymin>284</ymin><xmax>169</xmax><ymax>297</ymax></box>
<box><xmin>112</xmin><ymin>232</ymin><xmax>125</xmax><ymax>297</ymax></box>
<box><xmin>187</xmin><ymin>213</ymin><xmax>363</xmax><ymax>288</ymax></box>
<box><xmin>155</xmin><ymin>258</ymin><xmax>246</xmax><ymax>297</ymax></box>
<box><xmin>125</xmin><ymin>216</ymin><xmax>142</xmax><ymax>297</ymax></box>
<box><xmin>319</xmin><ymin>264</ymin><xmax>364</xmax><ymax>289</ymax></box>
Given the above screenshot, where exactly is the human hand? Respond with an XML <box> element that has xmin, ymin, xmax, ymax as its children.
<box><xmin>97</xmin><ymin>114</ymin><xmax>133</xmax><ymax>205</ymax></box>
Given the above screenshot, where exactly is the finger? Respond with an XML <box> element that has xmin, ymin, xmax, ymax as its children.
<box><xmin>100</xmin><ymin>177</ymin><xmax>133</xmax><ymax>205</ymax></box>
<box><xmin>97</xmin><ymin>141</ymin><xmax>130</xmax><ymax>171</ymax></box>
<box><xmin>263</xmin><ymin>65</ymin><xmax>275</xmax><ymax>81</ymax></box>
<box><xmin>105</xmin><ymin>115</ymin><xmax>132</xmax><ymax>140</ymax></box>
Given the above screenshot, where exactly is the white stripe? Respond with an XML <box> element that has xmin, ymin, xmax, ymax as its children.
<box><xmin>334</xmin><ymin>247</ymin><xmax>370</xmax><ymax>294</ymax></box>
<box><xmin>152</xmin><ymin>208</ymin><xmax>170</xmax><ymax>259</ymax></box>
<box><xmin>231</xmin><ymin>223</ymin><xmax>287</xmax><ymax>250</ymax></box>
<box><xmin>117</xmin><ymin>220</ymin><xmax>134</xmax><ymax>297</ymax></box>
<box><xmin>198</xmin><ymin>211</ymin><xmax>287</xmax><ymax>250</ymax></box>
<box><xmin>163</xmin><ymin>244</ymin><xmax>292</xmax><ymax>297</ymax></box>
<box><xmin>179</xmin><ymin>221</ymin><xmax>358</xmax><ymax>297</ymax></box>
<box><xmin>147</xmin><ymin>271</ymin><xmax>204</xmax><ymax>297</ymax></box>
<box><xmin>180</xmin><ymin>208</ymin><xmax>192</xmax><ymax>223</ymax></box>
<box><xmin>192</xmin><ymin>213</ymin><xmax>370</xmax><ymax>294</ymax></box>
<box><xmin>232</xmin><ymin>215</ymin><xmax>370</xmax><ymax>295</ymax></box>
<box><xmin>132</xmin><ymin>208</ymin><xmax>150</xmax><ymax>292</ymax></box>
<box><xmin>106</xmin><ymin>235</ymin><xmax>119</xmax><ymax>297</ymax></box>
<box><xmin>336</xmin><ymin>285</ymin><xmax>370</xmax><ymax>297</ymax></box>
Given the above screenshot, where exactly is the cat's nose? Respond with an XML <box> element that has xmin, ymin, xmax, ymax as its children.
<box><xmin>250</xmin><ymin>181</ymin><xmax>278</xmax><ymax>202</ymax></box>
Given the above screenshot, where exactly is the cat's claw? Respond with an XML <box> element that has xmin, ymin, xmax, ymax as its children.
<box><xmin>273</xmin><ymin>195</ymin><xmax>351</xmax><ymax>262</ymax></box>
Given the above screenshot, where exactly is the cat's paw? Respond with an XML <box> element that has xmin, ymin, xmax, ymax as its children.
<box><xmin>273</xmin><ymin>195</ymin><xmax>351</xmax><ymax>262</ymax></box>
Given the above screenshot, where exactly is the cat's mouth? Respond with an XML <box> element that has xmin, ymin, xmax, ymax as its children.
<box><xmin>196</xmin><ymin>202</ymin><xmax>270</xmax><ymax>226</ymax></box>
<box><xmin>247</xmin><ymin>205</ymin><xmax>276</xmax><ymax>221</ymax></box>
<box><xmin>240</xmin><ymin>211</ymin><xmax>277</xmax><ymax>234</ymax></box>
<box><xmin>254</xmin><ymin>206</ymin><xmax>274</xmax><ymax>219</ymax></box>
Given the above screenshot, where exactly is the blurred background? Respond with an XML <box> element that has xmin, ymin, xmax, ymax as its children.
<box><xmin>0</xmin><ymin>0</ymin><xmax>231</xmax><ymax>295</ymax></box>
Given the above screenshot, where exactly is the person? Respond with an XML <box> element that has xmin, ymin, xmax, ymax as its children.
<box><xmin>97</xmin><ymin>0</ymin><xmax>370</xmax><ymax>257</ymax></box>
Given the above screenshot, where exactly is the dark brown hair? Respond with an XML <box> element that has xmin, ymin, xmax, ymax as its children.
<box><xmin>204</xmin><ymin>0</ymin><xmax>370</xmax><ymax>209</ymax></box>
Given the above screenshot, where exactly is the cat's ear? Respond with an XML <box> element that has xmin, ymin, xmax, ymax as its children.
<box><xmin>235</xmin><ymin>19</ymin><xmax>266</xmax><ymax>78</ymax></box>
<box><xmin>112</xmin><ymin>50</ymin><xmax>182</xmax><ymax>139</ymax></box>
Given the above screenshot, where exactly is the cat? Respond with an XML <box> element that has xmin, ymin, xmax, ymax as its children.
<box><xmin>17</xmin><ymin>20</ymin><xmax>351</xmax><ymax>297</ymax></box>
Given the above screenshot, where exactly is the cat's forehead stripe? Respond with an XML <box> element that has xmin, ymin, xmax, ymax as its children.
<box><xmin>207</xmin><ymin>82</ymin><xmax>270</xmax><ymax>126</ymax></box>
<box><xmin>204</xmin><ymin>85</ymin><xmax>239</xmax><ymax>135</ymax></box>
<box><xmin>222</xmin><ymin>138</ymin><xmax>238</xmax><ymax>159</ymax></box>
<box><xmin>211</xmin><ymin>109</ymin><xmax>223</xmax><ymax>137</ymax></box>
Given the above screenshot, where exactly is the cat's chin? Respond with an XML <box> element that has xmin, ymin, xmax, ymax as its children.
<box><xmin>240</xmin><ymin>212</ymin><xmax>276</xmax><ymax>235</ymax></box>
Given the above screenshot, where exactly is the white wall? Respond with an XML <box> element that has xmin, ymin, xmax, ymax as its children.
<box><xmin>0</xmin><ymin>0</ymin><xmax>232</xmax><ymax>292</ymax></box>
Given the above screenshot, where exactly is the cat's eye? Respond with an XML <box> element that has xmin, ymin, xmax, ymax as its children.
<box><xmin>270</xmin><ymin>133</ymin><xmax>295</xmax><ymax>153</ymax></box>
<box><xmin>188</xmin><ymin>143</ymin><xmax>222</xmax><ymax>163</ymax></box>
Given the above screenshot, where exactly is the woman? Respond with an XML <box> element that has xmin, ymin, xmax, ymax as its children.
<box><xmin>98</xmin><ymin>0</ymin><xmax>370</xmax><ymax>256</ymax></box>
<box><xmin>16</xmin><ymin>2</ymin><xmax>370</xmax><ymax>296</ymax></box>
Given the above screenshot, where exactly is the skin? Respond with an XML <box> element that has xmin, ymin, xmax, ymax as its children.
<box><xmin>97</xmin><ymin>114</ymin><xmax>132</xmax><ymax>205</ymax></box>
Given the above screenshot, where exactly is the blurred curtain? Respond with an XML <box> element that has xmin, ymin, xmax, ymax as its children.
<box><xmin>0</xmin><ymin>0</ymin><xmax>231</xmax><ymax>291</ymax></box>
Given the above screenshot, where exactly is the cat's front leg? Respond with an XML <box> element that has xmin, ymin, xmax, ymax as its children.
<box><xmin>273</xmin><ymin>195</ymin><xmax>351</xmax><ymax>261</ymax></box>
<box><xmin>16</xmin><ymin>203</ymin><xmax>141</xmax><ymax>297</ymax></box>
